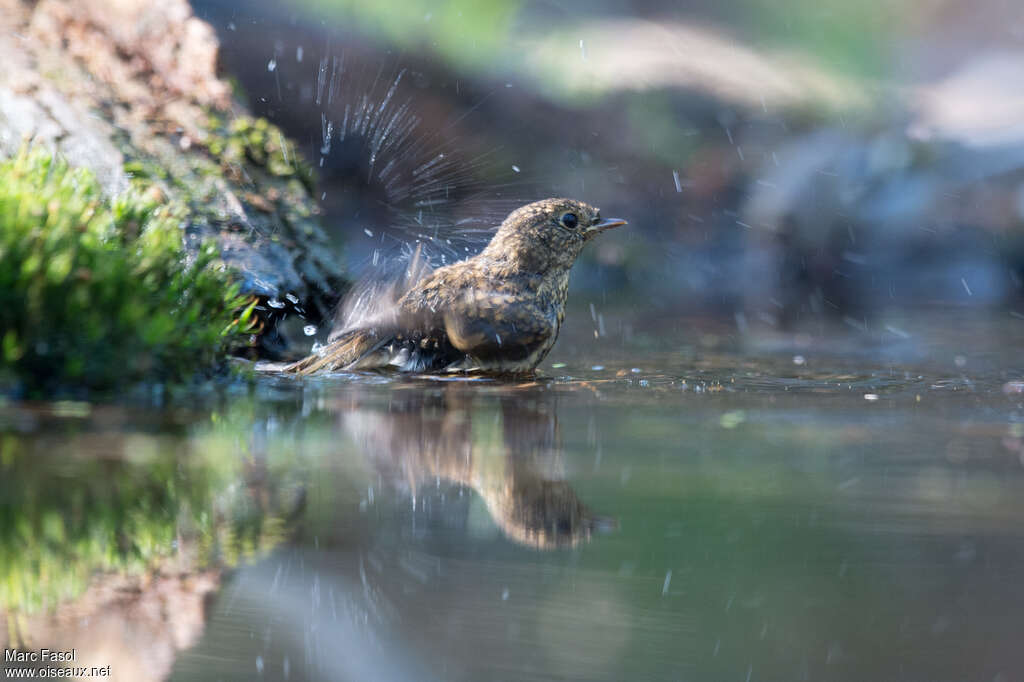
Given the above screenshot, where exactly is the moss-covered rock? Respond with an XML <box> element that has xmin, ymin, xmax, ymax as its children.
<box><xmin>0</xmin><ymin>0</ymin><xmax>347</xmax><ymax>368</ymax></box>
<box><xmin>0</xmin><ymin>146</ymin><xmax>258</xmax><ymax>394</ymax></box>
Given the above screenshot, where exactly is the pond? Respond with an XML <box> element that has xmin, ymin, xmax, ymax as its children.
<box><xmin>3</xmin><ymin>307</ymin><xmax>1024</xmax><ymax>681</ymax></box>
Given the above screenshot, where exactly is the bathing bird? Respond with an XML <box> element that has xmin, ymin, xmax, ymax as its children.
<box><xmin>285</xmin><ymin>198</ymin><xmax>626</xmax><ymax>374</ymax></box>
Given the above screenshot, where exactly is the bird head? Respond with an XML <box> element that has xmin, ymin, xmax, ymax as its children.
<box><xmin>482</xmin><ymin>198</ymin><xmax>626</xmax><ymax>272</ymax></box>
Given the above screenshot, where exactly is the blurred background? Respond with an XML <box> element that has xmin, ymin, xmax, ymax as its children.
<box><xmin>193</xmin><ymin>0</ymin><xmax>1024</xmax><ymax>329</ymax></box>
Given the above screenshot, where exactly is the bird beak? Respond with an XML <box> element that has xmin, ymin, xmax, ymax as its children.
<box><xmin>586</xmin><ymin>218</ymin><xmax>627</xmax><ymax>235</ymax></box>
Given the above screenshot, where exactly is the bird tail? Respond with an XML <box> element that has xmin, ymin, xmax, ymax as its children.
<box><xmin>283</xmin><ymin>327</ymin><xmax>393</xmax><ymax>375</ymax></box>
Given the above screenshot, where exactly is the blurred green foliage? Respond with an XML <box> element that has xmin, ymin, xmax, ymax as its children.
<box><xmin>734</xmin><ymin>0</ymin><xmax>907</xmax><ymax>78</ymax></box>
<box><xmin>292</xmin><ymin>0</ymin><xmax>901</xmax><ymax>91</ymax></box>
<box><xmin>0</xmin><ymin>146</ymin><xmax>257</xmax><ymax>395</ymax></box>
<box><xmin>301</xmin><ymin>0</ymin><xmax>522</xmax><ymax>68</ymax></box>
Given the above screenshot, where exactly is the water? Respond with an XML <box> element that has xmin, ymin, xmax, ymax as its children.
<box><xmin>3</xmin><ymin>309</ymin><xmax>1024</xmax><ymax>681</ymax></box>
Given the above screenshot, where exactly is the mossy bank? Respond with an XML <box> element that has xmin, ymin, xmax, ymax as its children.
<box><xmin>0</xmin><ymin>0</ymin><xmax>347</xmax><ymax>395</ymax></box>
<box><xmin>0</xmin><ymin>146</ymin><xmax>261</xmax><ymax>394</ymax></box>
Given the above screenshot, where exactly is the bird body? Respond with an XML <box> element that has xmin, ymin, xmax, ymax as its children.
<box><xmin>286</xmin><ymin>198</ymin><xmax>625</xmax><ymax>375</ymax></box>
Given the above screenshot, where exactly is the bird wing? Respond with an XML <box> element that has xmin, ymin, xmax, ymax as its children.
<box><xmin>286</xmin><ymin>271</ymin><xmax>454</xmax><ymax>375</ymax></box>
<box><xmin>398</xmin><ymin>266</ymin><xmax>557</xmax><ymax>368</ymax></box>
<box><xmin>283</xmin><ymin>327</ymin><xmax>398</xmax><ymax>374</ymax></box>
<box><xmin>442</xmin><ymin>291</ymin><xmax>555</xmax><ymax>366</ymax></box>
<box><xmin>286</xmin><ymin>251</ymin><xmax>448</xmax><ymax>375</ymax></box>
<box><xmin>285</xmin><ymin>262</ymin><xmax>557</xmax><ymax>375</ymax></box>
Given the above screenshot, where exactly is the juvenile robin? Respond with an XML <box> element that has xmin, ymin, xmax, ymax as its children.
<box><xmin>286</xmin><ymin>198</ymin><xmax>626</xmax><ymax>374</ymax></box>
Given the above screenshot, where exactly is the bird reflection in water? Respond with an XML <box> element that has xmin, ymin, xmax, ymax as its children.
<box><xmin>340</xmin><ymin>384</ymin><xmax>613</xmax><ymax>549</ymax></box>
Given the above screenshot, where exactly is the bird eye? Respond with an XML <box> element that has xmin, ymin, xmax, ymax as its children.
<box><xmin>560</xmin><ymin>212</ymin><xmax>579</xmax><ymax>229</ymax></box>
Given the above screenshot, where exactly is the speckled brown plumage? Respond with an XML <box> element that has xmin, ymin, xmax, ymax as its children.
<box><xmin>285</xmin><ymin>198</ymin><xmax>626</xmax><ymax>374</ymax></box>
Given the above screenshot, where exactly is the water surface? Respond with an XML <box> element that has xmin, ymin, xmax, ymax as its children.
<box><xmin>3</xmin><ymin>309</ymin><xmax>1024</xmax><ymax>681</ymax></box>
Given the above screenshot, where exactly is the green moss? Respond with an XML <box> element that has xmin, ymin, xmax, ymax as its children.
<box><xmin>0</xmin><ymin>145</ymin><xmax>257</xmax><ymax>395</ymax></box>
<box><xmin>207</xmin><ymin>116</ymin><xmax>314</xmax><ymax>191</ymax></box>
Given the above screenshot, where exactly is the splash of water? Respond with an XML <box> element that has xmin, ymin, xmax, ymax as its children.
<box><xmin>307</xmin><ymin>49</ymin><xmax>542</xmax><ymax>338</ymax></box>
<box><xmin>312</xmin><ymin>50</ymin><xmax>535</xmax><ymax>266</ymax></box>
<box><xmin>328</xmin><ymin>243</ymin><xmax>434</xmax><ymax>341</ymax></box>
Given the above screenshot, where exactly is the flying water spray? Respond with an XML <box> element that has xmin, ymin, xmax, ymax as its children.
<box><xmin>306</xmin><ymin>48</ymin><xmax>538</xmax><ymax>335</ymax></box>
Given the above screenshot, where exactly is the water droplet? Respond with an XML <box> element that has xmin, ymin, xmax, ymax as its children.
<box><xmin>303</xmin><ymin>325</ymin><xmax>317</xmax><ymax>336</ymax></box>
<box><xmin>512</xmin><ymin>165</ymin><xmax>520</xmax><ymax>173</ymax></box>
<box><xmin>267</xmin><ymin>298</ymin><xmax>285</xmax><ymax>309</ymax></box>
<box><xmin>267</xmin><ymin>58</ymin><xmax>277</xmax><ymax>72</ymax></box>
